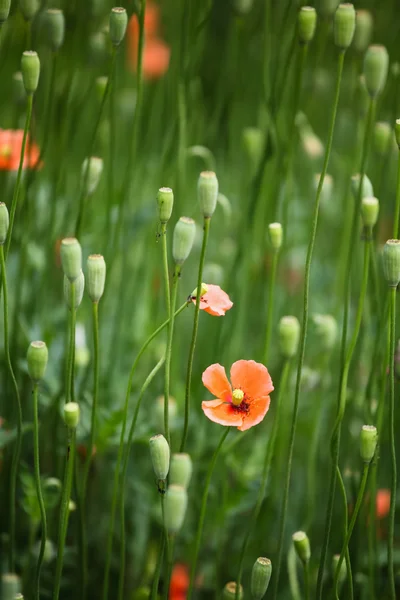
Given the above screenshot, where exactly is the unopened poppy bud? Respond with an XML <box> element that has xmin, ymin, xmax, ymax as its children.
<box><xmin>61</xmin><ymin>238</ymin><xmax>82</xmax><ymax>281</ymax></box>
<box><xmin>170</xmin><ymin>453</ymin><xmax>193</xmax><ymax>488</ymax></box>
<box><xmin>87</xmin><ymin>254</ymin><xmax>106</xmax><ymax>303</ymax></box>
<box><xmin>223</xmin><ymin>582</ymin><xmax>243</xmax><ymax>600</ymax></box>
<box><xmin>45</xmin><ymin>9</ymin><xmax>65</xmax><ymax>51</ymax></box>
<box><xmin>332</xmin><ymin>554</ymin><xmax>347</xmax><ymax>586</ymax></box>
<box><xmin>19</xmin><ymin>0</ymin><xmax>39</xmax><ymax>21</ymax></box>
<box><xmin>157</xmin><ymin>187</ymin><xmax>174</xmax><ymax>224</ymax></box>
<box><xmin>0</xmin><ymin>202</ymin><xmax>9</xmax><ymax>245</ymax></box>
<box><xmin>68</xmin><ymin>500</ymin><xmax>76</xmax><ymax>512</ymax></box>
<box><xmin>109</xmin><ymin>7</ymin><xmax>128</xmax><ymax>46</ymax></box>
<box><xmin>190</xmin><ymin>283</ymin><xmax>208</xmax><ymax>299</ymax></box>
<box><xmin>198</xmin><ymin>171</ymin><xmax>219</xmax><ymax>218</ymax></box>
<box><xmin>293</xmin><ymin>531</ymin><xmax>311</xmax><ymax>564</ymax></box>
<box><xmin>360</xmin><ymin>425</ymin><xmax>378</xmax><ymax>463</ymax></box>
<box><xmin>351</xmin><ymin>173</ymin><xmax>373</xmax><ymax>200</ymax></box>
<box><xmin>27</xmin><ymin>341</ymin><xmax>48</xmax><ymax>382</ymax></box>
<box><xmin>164</xmin><ymin>485</ymin><xmax>188</xmax><ymax>534</ymax></box>
<box><xmin>21</xmin><ymin>51</ymin><xmax>40</xmax><ymax>95</ymax></box>
<box><xmin>361</xmin><ymin>197</ymin><xmax>379</xmax><ymax>228</ymax></box>
<box><xmin>0</xmin><ymin>0</ymin><xmax>11</xmax><ymax>23</ymax></box>
<box><xmin>334</xmin><ymin>4</ymin><xmax>355</xmax><ymax>50</ymax></box>
<box><xmin>374</xmin><ymin>122</ymin><xmax>392</xmax><ymax>156</ymax></box>
<box><xmin>364</xmin><ymin>45</ymin><xmax>389</xmax><ymax>97</ymax></box>
<box><xmin>251</xmin><ymin>557</ymin><xmax>272</xmax><ymax>600</ymax></box>
<box><xmin>1</xmin><ymin>574</ymin><xmax>21</xmax><ymax>600</ymax></box>
<box><xmin>279</xmin><ymin>316</ymin><xmax>301</xmax><ymax>358</ymax></box>
<box><xmin>63</xmin><ymin>402</ymin><xmax>80</xmax><ymax>429</ymax></box>
<box><xmin>149</xmin><ymin>434</ymin><xmax>170</xmax><ymax>482</ymax></box>
<box><xmin>354</xmin><ymin>10</ymin><xmax>373</xmax><ymax>54</ymax></box>
<box><xmin>382</xmin><ymin>239</ymin><xmax>400</xmax><ymax>287</ymax></box>
<box><xmin>172</xmin><ymin>217</ymin><xmax>196</xmax><ymax>265</ymax></box>
<box><xmin>82</xmin><ymin>157</ymin><xmax>103</xmax><ymax>196</ymax></box>
<box><xmin>298</xmin><ymin>7</ymin><xmax>317</xmax><ymax>44</ymax></box>
<box><xmin>242</xmin><ymin>127</ymin><xmax>263</xmax><ymax>166</ymax></box>
<box><xmin>268</xmin><ymin>222</ymin><xmax>283</xmax><ymax>251</ymax></box>
<box><xmin>395</xmin><ymin>119</ymin><xmax>400</xmax><ymax>149</ymax></box>
<box><xmin>319</xmin><ymin>0</ymin><xmax>339</xmax><ymax>18</ymax></box>
<box><xmin>312</xmin><ymin>314</ymin><xmax>337</xmax><ymax>350</ymax></box>
<box><xmin>64</xmin><ymin>271</ymin><xmax>85</xmax><ymax>309</ymax></box>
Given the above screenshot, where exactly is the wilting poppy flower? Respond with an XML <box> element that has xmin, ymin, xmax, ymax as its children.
<box><xmin>0</xmin><ymin>129</ymin><xmax>41</xmax><ymax>171</ymax></box>
<box><xmin>376</xmin><ymin>489</ymin><xmax>390</xmax><ymax>519</ymax></box>
<box><xmin>169</xmin><ymin>563</ymin><xmax>189</xmax><ymax>600</ymax></box>
<box><xmin>127</xmin><ymin>2</ymin><xmax>170</xmax><ymax>79</ymax></box>
<box><xmin>202</xmin><ymin>360</ymin><xmax>273</xmax><ymax>431</ymax></box>
<box><xmin>190</xmin><ymin>283</ymin><xmax>233</xmax><ymax>316</ymax></box>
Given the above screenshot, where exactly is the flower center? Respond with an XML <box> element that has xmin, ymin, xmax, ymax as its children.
<box><xmin>232</xmin><ymin>388</ymin><xmax>244</xmax><ymax>406</ymax></box>
<box><xmin>0</xmin><ymin>144</ymin><xmax>11</xmax><ymax>158</ymax></box>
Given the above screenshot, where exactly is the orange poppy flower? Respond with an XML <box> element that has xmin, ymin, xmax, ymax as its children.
<box><xmin>190</xmin><ymin>284</ymin><xmax>233</xmax><ymax>316</ymax></box>
<box><xmin>202</xmin><ymin>360</ymin><xmax>273</xmax><ymax>431</ymax></box>
<box><xmin>169</xmin><ymin>563</ymin><xmax>189</xmax><ymax>600</ymax></box>
<box><xmin>127</xmin><ymin>2</ymin><xmax>170</xmax><ymax>79</ymax></box>
<box><xmin>376</xmin><ymin>489</ymin><xmax>390</xmax><ymax>519</ymax></box>
<box><xmin>0</xmin><ymin>129</ymin><xmax>41</xmax><ymax>171</ymax></box>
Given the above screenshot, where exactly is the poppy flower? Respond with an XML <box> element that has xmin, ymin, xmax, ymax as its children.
<box><xmin>201</xmin><ymin>360</ymin><xmax>273</xmax><ymax>431</ymax></box>
<box><xmin>169</xmin><ymin>563</ymin><xmax>189</xmax><ymax>600</ymax></box>
<box><xmin>376</xmin><ymin>489</ymin><xmax>390</xmax><ymax>519</ymax></box>
<box><xmin>0</xmin><ymin>129</ymin><xmax>41</xmax><ymax>171</ymax></box>
<box><xmin>190</xmin><ymin>283</ymin><xmax>233</xmax><ymax>316</ymax></box>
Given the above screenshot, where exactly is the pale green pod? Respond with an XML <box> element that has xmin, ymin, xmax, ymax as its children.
<box><xmin>164</xmin><ymin>485</ymin><xmax>188</xmax><ymax>534</ymax></box>
<box><xmin>298</xmin><ymin>7</ymin><xmax>317</xmax><ymax>44</ymax></box>
<box><xmin>169</xmin><ymin>453</ymin><xmax>193</xmax><ymax>488</ymax></box>
<box><xmin>312</xmin><ymin>314</ymin><xmax>338</xmax><ymax>351</ymax></box>
<box><xmin>21</xmin><ymin>51</ymin><xmax>40</xmax><ymax>95</ymax></box>
<box><xmin>268</xmin><ymin>222</ymin><xmax>283</xmax><ymax>251</ymax></box>
<box><xmin>198</xmin><ymin>171</ymin><xmax>219</xmax><ymax>218</ymax></box>
<box><xmin>27</xmin><ymin>341</ymin><xmax>48</xmax><ymax>382</ymax></box>
<box><xmin>334</xmin><ymin>4</ymin><xmax>356</xmax><ymax>50</ymax></box>
<box><xmin>222</xmin><ymin>582</ymin><xmax>243</xmax><ymax>600</ymax></box>
<box><xmin>319</xmin><ymin>0</ymin><xmax>339</xmax><ymax>18</ymax></box>
<box><xmin>0</xmin><ymin>202</ymin><xmax>9</xmax><ymax>245</ymax></box>
<box><xmin>360</xmin><ymin>425</ymin><xmax>378</xmax><ymax>463</ymax></box>
<box><xmin>64</xmin><ymin>402</ymin><xmax>80</xmax><ymax>429</ymax></box>
<box><xmin>332</xmin><ymin>554</ymin><xmax>347</xmax><ymax>586</ymax></box>
<box><xmin>364</xmin><ymin>45</ymin><xmax>389</xmax><ymax>97</ymax></box>
<box><xmin>279</xmin><ymin>316</ymin><xmax>301</xmax><ymax>358</ymax></box>
<box><xmin>350</xmin><ymin>173</ymin><xmax>374</xmax><ymax>199</ymax></box>
<box><xmin>172</xmin><ymin>217</ymin><xmax>196</xmax><ymax>265</ymax></box>
<box><xmin>149</xmin><ymin>434</ymin><xmax>170</xmax><ymax>481</ymax></box>
<box><xmin>64</xmin><ymin>271</ymin><xmax>85</xmax><ymax>309</ymax></box>
<box><xmin>109</xmin><ymin>7</ymin><xmax>128</xmax><ymax>46</ymax></box>
<box><xmin>87</xmin><ymin>254</ymin><xmax>106</xmax><ymax>303</ymax></box>
<box><xmin>382</xmin><ymin>239</ymin><xmax>400</xmax><ymax>287</ymax></box>
<box><xmin>82</xmin><ymin>157</ymin><xmax>103</xmax><ymax>196</ymax></box>
<box><xmin>157</xmin><ymin>187</ymin><xmax>174</xmax><ymax>224</ymax></box>
<box><xmin>61</xmin><ymin>238</ymin><xmax>82</xmax><ymax>281</ymax></box>
<box><xmin>1</xmin><ymin>574</ymin><xmax>21</xmax><ymax>600</ymax></box>
<box><xmin>45</xmin><ymin>9</ymin><xmax>65</xmax><ymax>51</ymax></box>
<box><xmin>251</xmin><ymin>557</ymin><xmax>272</xmax><ymax>600</ymax></box>
<box><xmin>373</xmin><ymin>121</ymin><xmax>392</xmax><ymax>156</ymax></box>
<box><xmin>395</xmin><ymin>119</ymin><xmax>400</xmax><ymax>149</ymax></box>
<box><xmin>353</xmin><ymin>10</ymin><xmax>373</xmax><ymax>54</ymax></box>
<box><xmin>361</xmin><ymin>197</ymin><xmax>379</xmax><ymax>228</ymax></box>
<box><xmin>0</xmin><ymin>0</ymin><xmax>11</xmax><ymax>23</ymax></box>
<box><xmin>293</xmin><ymin>531</ymin><xmax>311</xmax><ymax>564</ymax></box>
<box><xmin>19</xmin><ymin>0</ymin><xmax>39</xmax><ymax>21</ymax></box>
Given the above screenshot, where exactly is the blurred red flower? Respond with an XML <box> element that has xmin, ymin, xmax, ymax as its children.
<box><xmin>127</xmin><ymin>2</ymin><xmax>170</xmax><ymax>79</ymax></box>
<box><xmin>0</xmin><ymin>129</ymin><xmax>41</xmax><ymax>171</ymax></box>
<box><xmin>169</xmin><ymin>563</ymin><xmax>189</xmax><ymax>600</ymax></box>
<box><xmin>376</xmin><ymin>488</ymin><xmax>390</xmax><ymax>519</ymax></box>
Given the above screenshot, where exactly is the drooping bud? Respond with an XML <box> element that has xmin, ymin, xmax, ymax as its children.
<box><xmin>21</xmin><ymin>51</ymin><xmax>40</xmax><ymax>95</ymax></box>
<box><xmin>169</xmin><ymin>453</ymin><xmax>193</xmax><ymax>488</ymax></box>
<box><xmin>27</xmin><ymin>341</ymin><xmax>48</xmax><ymax>382</ymax></box>
<box><xmin>382</xmin><ymin>239</ymin><xmax>400</xmax><ymax>287</ymax></box>
<box><xmin>109</xmin><ymin>7</ymin><xmax>128</xmax><ymax>46</ymax></box>
<box><xmin>319</xmin><ymin>0</ymin><xmax>339</xmax><ymax>18</ymax></box>
<box><xmin>292</xmin><ymin>531</ymin><xmax>311</xmax><ymax>564</ymax></box>
<box><xmin>353</xmin><ymin>10</ymin><xmax>373</xmax><ymax>54</ymax></box>
<box><xmin>350</xmin><ymin>173</ymin><xmax>374</xmax><ymax>200</ymax></box>
<box><xmin>222</xmin><ymin>582</ymin><xmax>243</xmax><ymax>600</ymax></box>
<box><xmin>279</xmin><ymin>316</ymin><xmax>301</xmax><ymax>358</ymax></box>
<box><xmin>395</xmin><ymin>119</ymin><xmax>400</xmax><ymax>149</ymax></box>
<box><xmin>312</xmin><ymin>314</ymin><xmax>337</xmax><ymax>351</ymax></box>
<box><xmin>164</xmin><ymin>485</ymin><xmax>188</xmax><ymax>534</ymax></box>
<box><xmin>64</xmin><ymin>271</ymin><xmax>85</xmax><ymax>309</ymax></box>
<box><xmin>172</xmin><ymin>217</ymin><xmax>196</xmax><ymax>265</ymax></box>
<box><xmin>157</xmin><ymin>187</ymin><xmax>174</xmax><ymax>224</ymax></box>
<box><xmin>82</xmin><ymin>157</ymin><xmax>103</xmax><ymax>196</ymax></box>
<box><xmin>60</xmin><ymin>238</ymin><xmax>82</xmax><ymax>282</ymax></box>
<box><xmin>149</xmin><ymin>434</ymin><xmax>170</xmax><ymax>482</ymax></box>
<box><xmin>0</xmin><ymin>202</ymin><xmax>9</xmax><ymax>245</ymax></box>
<box><xmin>251</xmin><ymin>557</ymin><xmax>272</xmax><ymax>600</ymax></box>
<box><xmin>198</xmin><ymin>171</ymin><xmax>219</xmax><ymax>218</ymax></box>
<box><xmin>374</xmin><ymin>122</ymin><xmax>392</xmax><ymax>156</ymax></box>
<box><xmin>364</xmin><ymin>45</ymin><xmax>389</xmax><ymax>97</ymax></box>
<box><xmin>361</xmin><ymin>197</ymin><xmax>379</xmax><ymax>228</ymax></box>
<box><xmin>19</xmin><ymin>0</ymin><xmax>39</xmax><ymax>21</ymax></box>
<box><xmin>63</xmin><ymin>402</ymin><xmax>80</xmax><ymax>429</ymax></box>
<box><xmin>298</xmin><ymin>7</ymin><xmax>317</xmax><ymax>44</ymax></box>
<box><xmin>360</xmin><ymin>425</ymin><xmax>378</xmax><ymax>463</ymax></box>
<box><xmin>0</xmin><ymin>0</ymin><xmax>11</xmax><ymax>23</ymax></box>
<box><xmin>334</xmin><ymin>4</ymin><xmax>356</xmax><ymax>50</ymax></box>
<box><xmin>45</xmin><ymin>9</ymin><xmax>65</xmax><ymax>51</ymax></box>
<box><xmin>268</xmin><ymin>222</ymin><xmax>283</xmax><ymax>251</ymax></box>
<box><xmin>87</xmin><ymin>254</ymin><xmax>106</xmax><ymax>303</ymax></box>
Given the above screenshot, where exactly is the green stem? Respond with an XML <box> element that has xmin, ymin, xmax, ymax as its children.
<box><xmin>53</xmin><ymin>427</ymin><xmax>76</xmax><ymax>600</ymax></box>
<box><xmin>65</xmin><ymin>282</ymin><xmax>76</xmax><ymax>404</ymax></box>
<box><xmin>394</xmin><ymin>149</ymin><xmax>400</xmax><ymax>238</ymax></box>
<box><xmin>336</xmin><ymin>467</ymin><xmax>354</xmax><ymax>599</ymax></box>
<box><xmin>161</xmin><ymin>223</ymin><xmax>171</xmax><ymax>317</ymax></box>
<box><xmin>263</xmin><ymin>250</ymin><xmax>279</xmax><ymax>364</ymax></box>
<box><xmin>1</xmin><ymin>245</ymin><xmax>22</xmax><ymax>572</ymax></box>
<box><xmin>164</xmin><ymin>264</ymin><xmax>180</xmax><ymax>444</ymax></box>
<box><xmin>151</xmin><ymin>534</ymin><xmax>165</xmax><ymax>600</ymax></box>
<box><xmin>272</xmin><ymin>49</ymin><xmax>346</xmax><ymax>600</ymax></box>
<box><xmin>388</xmin><ymin>287</ymin><xmax>397</xmax><ymax>600</ymax></box>
<box><xmin>107</xmin><ymin>48</ymin><xmax>117</xmax><ymax>235</ymax></box>
<box><xmin>33</xmin><ymin>383</ymin><xmax>47</xmax><ymax>600</ymax></box>
<box><xmin>163</xmin><ymin>536</ymin><xmax>175</xmax><ymax>600</ymax></box>
<box><xmin>334</xmin><ymin>464</ymin><xmax>370</xmax><ymax>598</ymax></box>
<box><xmin>303</xmin><ymin>562</ymin><xmax>310</xmax><ymax>600</ymax></box>
<box><xmin>180</xmin><ymin>217</ymin><xmax>211</xmax><ymax>452</ymax></box>
<box><xmin>187</xmin><ymin>428</ymin><xmax>230</xmax><ymax>600</ymax></box>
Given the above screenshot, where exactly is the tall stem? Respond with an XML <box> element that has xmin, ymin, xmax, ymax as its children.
<box><xmin>161</xmin><ymin>221</ymin><xmax>171</xmax><ymax>443</ymax></box>
<box><xmin>33</xmin><ymin>383</ymin><xmax>47</xmax><ymax>600</ymax></box>
<box><xmin>271</xmin><ymin>49</ymin><xmax>346</xmax><ymax>600</ymax></box>
<box><xmin>164</xmin><ymin>264</ymin><xmax>180</xmax><ymax>444</ymax></box>
<box><xmin>65</xmin><ymin>282</ymin><xmax>76</xmax><ymax>404</ymax></box>
<box><xmin>388</xmin><ymin>287</ymin><xmax>397</xmax><ymax>599</ymax></box>
<box><xmin>263</xmin><ymin>250</ymin><xmax>279</xmax><ymax>364</ymax></box>
<box><xmin>393</xmin><ymin>149</ymin><xmax>400</xmax><ymax>238</ymax></box>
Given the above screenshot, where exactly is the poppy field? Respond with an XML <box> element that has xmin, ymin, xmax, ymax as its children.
<box><xmin>0</xmin><ymin>0</ymin><xmax>400</xmax><ymax>599</ymax></box>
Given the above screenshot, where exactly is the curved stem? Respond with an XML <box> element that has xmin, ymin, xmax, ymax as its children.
<box><xmin>180</xmin><ymin>217</ymin><xmax>211</xmax><ymax>452</ymax></box>
<box><xmin>33</xmin><ymin>383</ymin><xmax>47</xmax><ymax>600</ymax></box>
<box><xmin>263</xmin><ymin>250</ymin><xmax>279</xmax><ymax>364</ymax></box>
<box><xmin>272</xmin><ymin>49</ymin><xmax>346</xmax><ymax>600</ymax></box>
<box><xmin>388</xmin><ymin>287</ymin><xmax>397</xmax><ymax>599</ymax></box>
<box><xmin>161</xmin><ymin>223</ymin><xmax>172</xmax><ymax>443</ymax></box>
<box><xmin>336</xmin><ymin>467</ymin><xmax>354</xmax><ymax>599</ymax></box>
<box><xmin>65</xmin><ymin>282</ymin><xmax>76</xmax><ymax>404</ymax></box>
<box><xmin>187</xmin><ymin>428</ymin><xmax>230</xmax><ymax>600</ymax></box>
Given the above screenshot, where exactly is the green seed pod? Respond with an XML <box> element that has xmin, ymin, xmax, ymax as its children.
<box><xmin>312</xmin><ymin>314</ymin><xmax>338</xmax><ymax>351</ymax></box>
<box><xmin>319</xmin><ymin>0</ymin><xmax>339</xmax><ymax>18</ymax></box>
<box><xmin>251</xmin><ymin>557</ymin><xmax>272</xmax><ymax>600</ymax></box>
<box><xmin>222</xmin><ymin>582</ymin><xmax>243</xmax><ymax>600</ymax></box>
<box><xmin>164</xmin><ymin>485</ymin><xmax>188</xmax><ymax>534</ymax></box>
<box><xmin>292</xmin><ymin>531</ymin><xmax>311</xmax><ymax>564</ymax></box>
<box><xmin>45</xmin><ymin>9</ymin><xmax>65</xmax><ymax>51</ymax></box>
<box><xmin>395</xmin><ymin>119</ymin><xmax>400</xmax><ymax>149</ymax></box>
<box><xmin>109</xmin><ymin>7</ymin><xmax>128</xmax><ymax>46</ymax></box>
<box><xmin>169</xmin><ymin>453</ymin><xmax>193</xmax><ymax>488</ymax></box>
<box><xmin>334</xmin><ymin>4</ymin><xmax>356</xmax><ymax>50</ymax></box>
<box><xmin>382</xmin><ymin>239</ymin><xmax>400</xmax><ymax>287</ymax></box>
<box><xmin>27</xmin><ymin>341</ymin><xmax>48</xmax><ymax>382</ymax></box>
<box><xmin>353</xmin><ymin>10</ymin><xmax>373</xmax><ymax>54</ymax></box>
<box><xmin>361</xmin><ymin>196</ymin><xmax>379</xmax><ymax>228</ymax></box>
<box><xmin>82</xmin><ymin>157</ymin><xmax>103</xmax><ymax>196</ymax></box>
<box><xmin>61</xmin><ymin>237</ymin><xmax>82</xmax><ymax>282</ymax></box>
<box><xmin>19</xmin><ymin>0</ymin><xmax>39</xmax><ymax>21</ymax></box>
<box><xmin>350</xmin><ymin>173</ymin><xmax>374</xmax><ymax>200</ymax></box>
<box><xmin>298</xmin><ymin>7</ymin><xmax>317</xmax><ymax>45</ymax></box>
<box><xmin>172</xmin><ymin>217</ymin><xmax>196</xmax><ymax>265</ymax></box>
<box><xmin>332</xmin><ymin>554</ymin><xmax>347</xmax><ymax>586</ymax></box>
<box><xmin>149</xmin><ymin>434</ymin><xmax>170</xmax><ymax>482</ymax></box>
<box><xmin>268</xmin><ymin>222</ymin><xmax>283</xmax><ymax>251</ymax></box>
<box><xmin>279</xmin><ymin>316</ymin><xmax>301</xmax><ymax>358</ymax></box>
<box><xmin>0</xmin><ymin>202</ymin><xmax>9</xmax><ymax>245</ymax></box>
<box><xmin>198</xmin><ymin>171</ymin><xmax>219</xmax><ymax>218</ymax></box>
<box><xmin>1</xmin><ymin>574</ymin><xmax>21</xmax><ymax>600</ymax></box>
<box><xmin>63</xmin><ymin>402</ymin><xmax>80</xmax><ymax>429</ymax></box>
<box><xmin>21</xmin><ymin>51</ymin><xmax>40</xmax><ymax>95</ymax></box>
<box><xmin>87</xmin><ymin>254</ymin><xmax>106</xmax><ymax>303</ymax></box>
<box><xmin>0</xmin><ymin>0</ymin><xmax>11</xmax><ymax>23</ymax></box>
<box><xmin>157</xmin><ymin>187</ymin><xmax>174</xmax><ymax>224</ymax></box>
<box><xmin>364</xmin><ymin>45</ymin><xmax>389</xmax><ymax>97</ymax></box>
<box><xmin>360</xmin><ymin>425</ymin><xmax>378</xmax><ymax>463</ymax></box>
<box><xmin>374</xmin><ymin>122</ymin><xmax>392</xmax><ymax>156</ymax></box>
<box><xmin>242</xmin><ymin>127</ymin><xmax>264</xmax><ymax>167</ymax></box>
<box><xmin>64</xmin><ymin>271</ymin><xmax>85</xmax><ymax>309</ymax></box>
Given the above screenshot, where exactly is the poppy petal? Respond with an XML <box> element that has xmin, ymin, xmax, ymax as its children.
<box><xmin>202</xmin><ymin>284</ymin><xmax>233</xmax><ymax>316</ymax></box>
<box><xmin>230</xmin><ymin>360</ymin><xmax>274</xmax><ymax>400</ymax></box>
<box><xmin>202</xmin><ymin>364</ymin><xmax>232</xmax><ymax>402</ymax></box>
<box><xmin>238</xmin><ymin>396</ymin><xmax>271</xmax><ymax>431</ymax></box>
<box><xmin>202</xmin><ymin>400</ymin><xmax>243</xmax><ymax>427</ymax></box>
